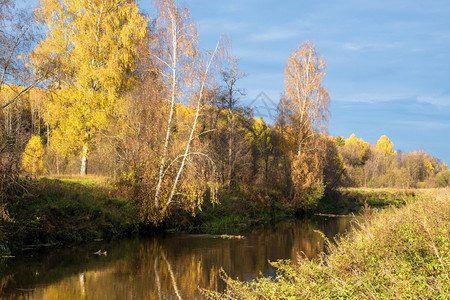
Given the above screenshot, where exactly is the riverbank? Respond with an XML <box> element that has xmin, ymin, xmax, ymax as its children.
<box><xmin>0</xmin><ymin>177</ymin><xmax>425</xmax><ymax>256</ymax></box>
<box><xmin>0</xmin><ymin>177</ymin><xmax>140</xmax><ymax>256</ymax></box>
<box><xmin>184</xmin><ymin>189</ymin><xmax>292</xmax><ymax>234</ymax></box>
<box><xmin>190</xmin><ymin>187</ymin><xmax>420</xmax><ymax>234</ymax></box>
<box><xmin>316</xmin><ymin>187</ymin><xmax>419</xmax><ymax>214</ymax></box>
<box><xmin>204</xmin><ymin>188</ymin><xmax>450</xmax><ymax>299</ymax></box>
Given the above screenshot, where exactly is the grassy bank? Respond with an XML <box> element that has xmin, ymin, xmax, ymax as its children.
<box><xmin>185</xmin><ymin>189</ymin><xmax>293</xmax><ymax>234</ymax></box>
<box><xmin>204</xmin><ymin>188</ymin><xmax>450</xmax><ymax>299</ymax></box>
<box><xmin>316</xmin><ymin>188</ymin><xmax>419</xmax><ymax>214</ymax></box>
<box><xmin>1</xmin><ymin>178</ymin><xmax>291</xmax><ymax>254</ymax></box>
<box><xmin>1</xmin><ymin>176</ymin><xmax>430</xmax><ymax>256</ymax></box>
<box><xmin>191</xmin><ymin>187</ymin><xmax>420</xmax><ymax>234</ymax></box>
<box><xmin>0</xmin><ymin>177</ymin><xmax>140</xmax><ymax>256</ymax></box>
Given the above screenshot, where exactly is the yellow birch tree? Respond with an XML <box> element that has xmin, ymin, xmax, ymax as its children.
<box><xmin>132</xmin><ymin>0</ymin><xmax>224</xmax><ymax>223</ymax></box>
<box><xmin>22</xmin><ymin>135</ymin><xmax>45</xmax><ymax>176</ymax></box>
<box><xmin>31</xmin><ymin>0</ymin><xmax>147</xmax><ymax>175</ymax></box>
<box><xmin>376</xmin><ymin>135</ymin><xmax>395</xmax><ymax>156</ymax></box>
<box><xmin>280</xmin><ymin>41</ymin><xmax>330</xmax><ymax>209</ymax></box>
<box><xmin>150</xmin><ymin>0</ymin><xmax>199</xmax><ymax>215</ymax></box>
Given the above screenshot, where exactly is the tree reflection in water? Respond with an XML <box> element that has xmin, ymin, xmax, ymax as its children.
<box><xmin>0</xmin><ymin>216</ymin><xmax>353</xmax><ymax>299</ymax></box>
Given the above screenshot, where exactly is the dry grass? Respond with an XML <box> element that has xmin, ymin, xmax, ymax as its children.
<box><xmin>205</xmin><ymin>188</ymin><xmax>450</xmax><ymax>299</ymax></box>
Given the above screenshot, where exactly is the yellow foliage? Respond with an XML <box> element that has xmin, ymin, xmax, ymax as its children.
<box><xmin>342</xmin><ymin>134</ymin><xmax>370</xmax><ymax>165</ymax></box>
<box><xmin>346</xmin><ymin>133</ymin><xmax>359</xmax><ymax>146</ymax></box>
<box><xmin>246</xmin><ymin>118</ymin><xmax>272</xmax><ymax>152</ymax></box>
<box><xmin>282</xmin><ymin>42</ymin><xmax>329</xmax><ymax>154</ymax></box>
<box><xmin>22</xmin><ymin>135</ymin><xmax>46</xmax><ymax>175</ymax></box>
<box><xmin>32</xmin><ymin>0</ymin><xmax>147</xmax><ymax>162</ymax></box>
<box><xmin>425</xmin><ymin>160</ymin><xmax>435</xmax><ymax>177</ymax></box>
<box><xmin>376</xmin><ymin>135</ymin><xmax>395</xmax><ymax>156</ymax></box>
<box><xmin>291</xmin><ymin>151</ymin><xmax>325</xmax><ymax>209</ymax></box>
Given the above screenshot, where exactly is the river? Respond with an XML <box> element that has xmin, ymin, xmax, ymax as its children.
<box><xmin>0</xmin><ymin>215</ymin><xmax>354</xmax><ymax>299</ymax></box>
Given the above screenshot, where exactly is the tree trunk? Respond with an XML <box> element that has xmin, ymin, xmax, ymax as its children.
<box><xmin>56</xmin><ymin>153</ymin><xmax>60</xmax><ymax>175</ymax></box>
<box><xmin>228</xmin><ymin>117</ymin><xmax>232</xmax><ymax>189</ymax></box>
<box><xmin>154</xmin><ymin>9</ymin><xmax>178</xmax><ymax>212</ymax></box>
<box><xmin>31</xmin><ymin>105</ymin><xmax>34</xmax><ymax>135</ymax></box>
<box><xmin>46</xmin><ymin>123</ymin><xmax>49</xmax><ymax>147</ymax></box>
<box><xmin>80</xmin><ymin>144</ymin><xmax>88</xmax><ymax>176</ymax></box>
<box><xmin>161</xmin><ymin>40</ymin><xmax>219</xmax><ymax>215</ymax></box>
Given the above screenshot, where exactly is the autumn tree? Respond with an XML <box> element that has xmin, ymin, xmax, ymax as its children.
<box><xmin>433</xmin><ymin>162</ymin><xmax>450</xmax><ymax>187</ymax></box>
<box><xmin>0</xmin><ymin>0</ymin><xmax>46</xmax><ymax>111</ymax></box>
<box><xmin>376</xmin><ymin>135</ymin><xmax>395</xmax><ymax>156</ymax></box>
<box><xmin>322</xmin><ymin>136</ymin><xmax>346</xmax><ymax>191</ymax></box>
<box><xmin>115</xmin><ymin>41</ymin><xmax>163</xmax><ymax>179</ymax></box>
<box><xmin>335</xmin><ymin>136</ymin><xmax>345</xmax><ymax>146</ymax></box>
<box><xmin>0</xmin><ymin>0</ymin><xmax>47</xmax><ymax>212</ymax></box>
<box><xmin>402</xmin><ymin>150</ymin><xmax>438</xmax><ymax>184</ymax></box>
<box><xmin>0</xmin><ymin>85</ymin><xmax>31</xmax><ymax>206</ymax></box>
<box><xmin>159</xmin><ymin>46</ymin><xmax>222</xmax><ymax>219</ymax></box>
<box><xmin>218</xmin><ymin>58</ymin><xmax>247</xmax><ymax>189</ymax></box>
<box><xmin>372</xmin><ymin>135</ymin><xmax>395</xmax><ymax>177</ymax></box>
<box><xmin>22</xmin><ymin>135</ymin><xmax>45</xmax><ymax>176</ymax></box>
<box><xmin>335</xmin><ymin>134</ymin><xmax>372</xmax><ymax>186</ymax></box>
<box><xmin>279</xmin><ymin>41</ymin><xmax>330</xmax><ymax>209</ymax></box>
<box><xmin>149</xmin><ymin>0</ymin><xmax>198</xmax><ymax>215</ymax></box>
<box><xmin>246</xmin><ymin>117</ymin><xmax>272</xmax><ymax>185</ymax></box>
<box><xmin>138</xmin><ymin>0</ymin><xmax>222</xmax><ymax>222</ymax></box>
<box><xmin>341</xmin><ymin>134</ymin><xmax>370</xmax><ymax>166</ymax></box>
<box><xmin>208</xmin><ymin>105</ymin><xmax>253</xmax><ymax>189</ymax></box>
<box><xmin>31</xmin><ymin>0</ymin><xmax>147</xmax><ymax>176</ymax></box>
<box><xmin>283</xmin><ymin>42</ymin><xmax>329</xmax><ymax>156</ymax></box>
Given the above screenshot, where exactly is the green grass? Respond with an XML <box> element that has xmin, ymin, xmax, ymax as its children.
<box><xmin>204</xmin><ymin>188</ymin><xmax>450</xmax><ymax>299</ymax></box>
<box><xmin>316</xmin><ymin>188</ymin><xmax>419</xmax><ymax>214</ymax></box>
<box><xmin>45</xmin><ymin>174</ymin><xmax>114</xmax><ymax>189</ymax></box>
<box><xmin>182</xmin><ymin>187</ymin><xmax>419</xmax><ymax>234</ymax></box>
<box><xmin>0</xmin><ymin>177</ymin><xmax>432</xmax><ymax>257</ymax></box>
<box><xmin>188</xmin><ymin>188</ymin><xmax>292</xmax><ymax>234</ymax></box>
<box><xmin>0</xmin><ymin>177</ymin><xmax>140</xmax><ymax>255</ymax></box>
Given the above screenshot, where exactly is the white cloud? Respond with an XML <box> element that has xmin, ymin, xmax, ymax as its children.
<box><xmin>418</xmin><ymin>93</ymin><xmax>450</xmax><ymax>106</ymax></box>
<box><xmin>331</xmin><ymin>90</ymin><xmax>414</xmax><ymax>104</ymax></box>
<box><xmin>395</xmin><ymin>120</ymin><xmax>450</xmax><ymax>130</ymax></box>
<box><xmin>342</xmin><ymin>42</ymin><xmax>402</xmax><ymax>52</ymax></box>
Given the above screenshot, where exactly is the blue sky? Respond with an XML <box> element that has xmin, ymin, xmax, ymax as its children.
<box><xmin>136</xmin><ymin>0</ymin><xmax>449</xmax><ymax>164</ymax></box>
<box><xmin>29</xmin><ymin>0</ymin><xmax>450</xmax><ymax>163</ymax></box>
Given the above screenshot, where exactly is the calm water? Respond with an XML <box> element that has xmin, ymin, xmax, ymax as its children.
<box><xmin>0</xmin><ymin>216</ymin><xmax>354</xmax><ymax>299</ymax></box>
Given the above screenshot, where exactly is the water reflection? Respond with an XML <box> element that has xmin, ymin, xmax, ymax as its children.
<box><xmin>0</xmin><ymin>216</ymin><xmax>353</xmax><ymax>299</ymax></box>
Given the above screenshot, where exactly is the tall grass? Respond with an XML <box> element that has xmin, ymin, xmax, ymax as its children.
<box><xmin>204</xmin><ymin>188</ymin><xmax>450</xmax><ymax>299</ymax></box>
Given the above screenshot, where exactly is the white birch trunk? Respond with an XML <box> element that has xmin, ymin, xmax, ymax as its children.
<box><xmin>162</xmin><ymin>253</ymin><xmax>182</xmax><ymax>300</ymax></box>
<box><xmin>161</xmin><ymin>40</ymin><xmax>219</xmax><ymax>214</ymax></box>
<box><xmin>154</xmin><ymin>9</ymin><xmax>178</xmax><ymax>212</ymax></box>
<box><xmin>227</xmin><ymin>111</ymin><xmax>232</xmax><ymax>189</ymax></box>
<box><xmin>56</xmin><ymin>152</ymin><xmax>60</xmax><ymax>175</ymax></box>
<box><xmin>80</xmin><ymin>144</ymin><xmax>88</xmax><ymax>176</ymax></box>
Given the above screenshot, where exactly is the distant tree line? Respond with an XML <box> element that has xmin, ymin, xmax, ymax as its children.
<box><xmin>335</xmin><ymin>134</ymin><xmax>449</xmax><ymax>189</ymax></box>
